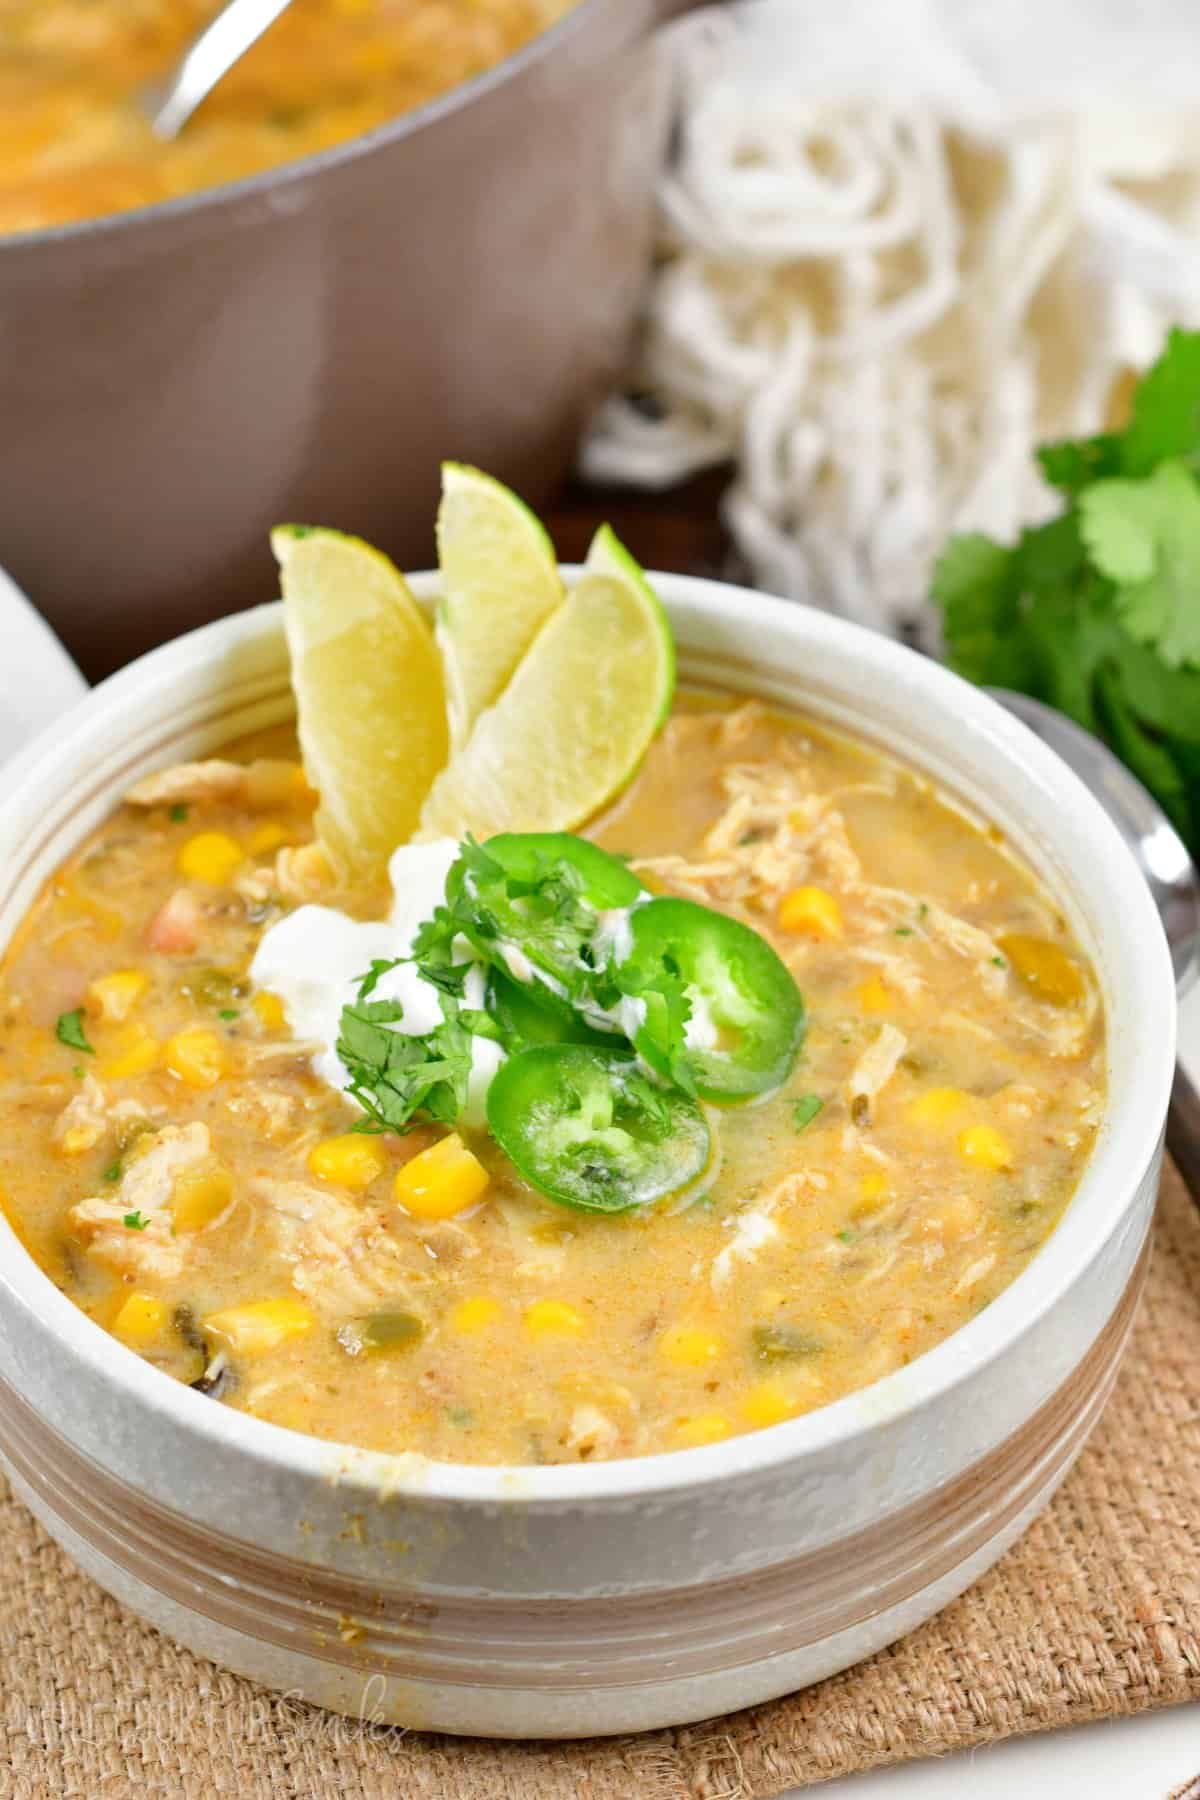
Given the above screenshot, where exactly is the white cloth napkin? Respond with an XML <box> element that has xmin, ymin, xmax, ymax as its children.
<box><xmin>586</xmin><ymin>0</ymin><xmax>1200</xmax><ymax>641</ymax></box>
<box><xmin>0</xmin><ymin>566</ymin><xmax>87</xmax><ymax>765</ymax></box>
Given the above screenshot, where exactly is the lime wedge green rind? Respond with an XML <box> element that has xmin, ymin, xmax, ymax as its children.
<box><xmin>417</xmin><ymin>528</ymin><xmax>675</xmax><ymax>842</ymax></box>
<box><xmin>585</xmin><ymin>523</ymin><xmax>676</xmax><ymax>729</ymax></box>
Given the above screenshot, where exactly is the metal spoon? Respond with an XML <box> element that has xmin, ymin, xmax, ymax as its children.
<box><xmin>139</xmin><ymin>0</ymin><xmax>296</xmax><ymax>141</ymax></box>
<box><xmin>989</xmin><ymin>688</ymin><xmax>1200</xmax><ymax>1197</ymax></box>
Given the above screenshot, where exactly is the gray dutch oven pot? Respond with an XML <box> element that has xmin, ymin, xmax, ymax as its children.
<box><xmin>0</xmin><ymin>0</ymin><xmax>701</xmax><ymax>677</ymax></box>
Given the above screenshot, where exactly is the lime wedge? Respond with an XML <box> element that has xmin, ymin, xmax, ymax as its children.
<box><xmin>272</xmin><ymin>526</ymin><xmax>449</xmax><ymax>878</ymax></box>
<box><xmin>418</xmin><ymin>525</ymin><xmax>674</xmax><ymax>841</ymax></box>
<box><xmin>435</xmin><ymin>463</ymin><xmax>565</xmax><ymax>752</ymax></box>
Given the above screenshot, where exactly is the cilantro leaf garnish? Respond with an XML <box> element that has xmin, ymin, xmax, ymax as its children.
<box><xmin>336</xmin><ymin>983</ymin><xmax>476</xmax><ymax>1134</ymax></box>
<box><xmin>412</xmin><ymin>837</ymin><xmax>600</xmax><ymax>1007</ymax></box>
<box><xmin>936</xmin><ymin>326</ymin><xmax>1200</xmax><ymax>860</ymax></box>
<box><xmin>55</xmin><ymin>1009</ymin><xmax>94</xmax><ymax>1055</ymax></box>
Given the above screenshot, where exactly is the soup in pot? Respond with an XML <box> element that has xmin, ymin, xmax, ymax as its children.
<box><xmin>0</xmin><ymin>695</ymin><xmax>1104</xmax><ymax>1465</ymax></box>
<box><xmin>0</xmin><ymin>0</ymin><xmax>569</xmax><ymax>234</ymax></box>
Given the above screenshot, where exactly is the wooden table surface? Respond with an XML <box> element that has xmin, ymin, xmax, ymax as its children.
<box><xmin>543</xmin><ymin>469</ymin><xmax>740</xmax><ymax>584</ymax></box>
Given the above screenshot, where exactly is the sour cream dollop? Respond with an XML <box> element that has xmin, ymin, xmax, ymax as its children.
<box><xmin>248</xmin><ymin>838</ymin><xmax>503</xmax><ymax>1128</ymax></box>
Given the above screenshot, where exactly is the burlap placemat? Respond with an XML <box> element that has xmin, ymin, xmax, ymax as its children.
<box><xmin>4</xmin><ymin>1161</ymin><xmax>1199</xmax><ymax>1799</ymax></box>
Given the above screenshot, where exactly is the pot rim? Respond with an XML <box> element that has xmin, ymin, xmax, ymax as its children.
<box><xmin>0</xmin><ymin>0</ymin><xmax>624</xmax><ymax>256</ymax></box>
<box><xmin>0</xmin><ymin>573</ymin><xmax>1174</xmax><ymax>1506</ymax></box>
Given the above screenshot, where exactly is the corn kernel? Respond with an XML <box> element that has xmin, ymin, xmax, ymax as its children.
<box><xmin>172</xmin><ymin>1166</ymin><xmax>234</xmax><ymax>1232</ymax></box>
<box><xmin>164</xmin><ymin>1028</ymin><xmax>228</xmax><ymax>1089</ymax></box>
<box><xmin>523</xmin><ymin>1299</ymin><xmax>585</xmax><ymax>1339</ymax></box>
<box><xmin>247</xmin><ymin>821</ymin><xmax>293</xmax><ymax>855</ymax></box>
<box><xmin>448</xmin><ymin>1296</ymin><xmax>503</xmax><ymax>1334</ymax></box>
<box><xmin>777</xmin><ymin>885</ymin><xmax>843</xmax><ymax>939</ymax></box>
<box><xmin>657</xmin><ymin>1325</ymin><xmax>723</xmax><ymax>1368</ymax></box>
<box><xmin>97</xmin><ymin>1024</ymin><xmax>161</xmax><ymax>1080</ymax></box>
<box><xmin>393</xmin><ymin>1133</ymin><xmax>488</xmax><ymax>1220</ymax></box>
<box><xmin>203</xmin><ymin>1297</ymin><xmax>314</xmax><ymax>1356</ymax></box>
<box><xmin>177</xmin><ymin>831</ymin><xmax>243</xmax><ymax>885</ymax></box>
<box><xmin>855</xmin><ymin>975</ymin><xmax>892</xmax><ymax>1013</ymax></box>
<box><xmin>958</xmin><ymin>1124</ymin><xmax>1013</xmax><ymax>1171</ymax></box>
<box><xmin>308</xmin><ymin>1134</ymin><xmax>387</xmax><ymax>1191</ymax></box>
<box><xmin>997</xmin><ymin>933</ymin><xmax>1086</xmax><ymax>1007</ymax></box>
<box><xmin>672</xmin><ymin>1412</ymin><xmax>730</xmax><ymax>1447</ymax></box>
<box><xmin>58</xmin><ymin>1126</ymin><xmax>95</xmax><ymax>1158</ymax></box>
<box><xmin>253</xmin><ymin>990</ymin><xmax>287</xmax><ymax>1031</ymax></box>
<box><xmin>739</xmin><ymin>1381</ymin><xmax>798</xmax><ymax>1429</ymax></box>
<box><xmin>852</xmin><ymin>1169</ymin><xmax>890</xmax><ymax>1220</ymax></box>
<box><xmin>907</xmin><ymin>1086</ymin><xmax>968</xmax><ymax>1128</ymax></box>
<box><xmin>113</xmin><ymin>1292</ymin><xmax>167</xmax><ymax>1344</ymax></box>
<box><xmin>86</xmin><ymin>969</ymin><xmax>149</xmax><ymax>1024</ymax></box>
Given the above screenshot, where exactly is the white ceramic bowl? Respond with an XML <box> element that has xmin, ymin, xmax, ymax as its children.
<box><xmin>0</xmin><ymin>576</ymin><xmax>1174</xmax><ymax>1738</ymax></box>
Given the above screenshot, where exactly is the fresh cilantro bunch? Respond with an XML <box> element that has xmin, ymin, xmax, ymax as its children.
<box><xmin>935</xmin><ymin>327</ymin><xmax>1200</xmax><ymax>857</ymax></box>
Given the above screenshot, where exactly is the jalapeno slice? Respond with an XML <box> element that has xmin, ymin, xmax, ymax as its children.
<box><xmin>485</xmin><ymin>969</ymin><xmax>612</xmax><ymax>1050</ymax></box>
<box><xmin>482</xmin><ymin>832</ymin><xmax>643</xmax><ymax>909</ymax></box>
<box><xmin>485</xmin><ymin>1044</ymin><xmax>711</xmax><ymax>1213</ymax></box>
<box><xmin>617</xmin><ymin>897</ymin><xmax>805</xmax><ymax>1102</ymax></box>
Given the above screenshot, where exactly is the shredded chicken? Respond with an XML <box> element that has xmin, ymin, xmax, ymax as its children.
<box><xmin>235</xmin><ymin>842</ymin><xmax>333</xmax><ymax>908</ymax></box>
<box><xmin>565</xmin><ymin>1404</ymin><xmax>620</xmax><ymax>1458</ymax></box>
<box><xmin>712</xmin><ymin>1207</ymin><xmax>779</xmax><ymax>1289</ymax></box>
<box><xmin>632</xmin><ymin>745</ymin><xmax>1035</xmax><ymax>1031</ymax></box>
<box><xmin>233</xmin><ymin>865</ymin><xmax>275</xmax><ymax>906</ymax></box>
<box><xmin>856</xmin><ymin>883</ymin><xmax>1007</xmax><ymax>995</ymax></box>
<box><xmin>52</xmin><ymin>1075</ymin><xmax>157</xmax><ymax>1156</ymax></box>
<box><xmin>238</xmin><ymin>1039</ymin><xmax>323</xmax><ymax>1065</ymax></box>
<box><xmin>67</xmin><ymin>1122</ymin><xmax>212</xmax><ymax>1280</ymax></box>
<box><xmin>637</xmin><ymin>755</ymin><xmax>865</xmax><ymax>918</ymax></box>
<box><xmin>225</xmin><ymin>1086</ymin><xmax>299</xmax><ymax>1143</ymax></box>
<box><xmin>125</xmin><ymin>758</ymin><xmax>303</xmax><ymax>812</ymax></box>
<box><xmin>496</xmin><ymin>1195</ymin><xmax>569</xmax><ymax>1278</ymax></box>
<box><xmin>848</xmin><ymin>1024</ymin><xmax>908</xmax><ymax>1108</ymax></box>
<box><xmin>955</xmin><ymin>1252</ymin><xmax>998</xmax><ymax>1295</ymax></box>
<box><xmin>416</xmin><ymin>1221</ymin><xmax>480</xmax><ymax>1267</ymax></box>
<box><xmin>262</xmin><ymin>1178</ymin><xmax>427</xmax><ymax>1316</ymax></box>
<box><xmin>126</xmin><ymin>760</ymin><xmax>249</xmax><ymax>808</ymax></box>
<box><xmin>275</xmin><ymin>844</ymin><xmax>333</xmax><ymax>901</ymax></box>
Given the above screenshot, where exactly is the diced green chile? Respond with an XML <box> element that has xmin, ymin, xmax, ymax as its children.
<box><xmin>753</xmin><ymin>1322</ymin><xmax>823</xmax><ymax>1362</ymax></box>
<box><xmin>616</xmin><ymin>898</ymin><xmax>805</xmax><ymax>1101</ymax></box>
<box><xmin>486</xmin><ymin>1044</ymin><xmax>711</xmax><ymax>1214</ymax></box>
<box><xmin>485</xmin><ymin>969</ymin><xmax>612</xmax><ymax>1051</ymax></box>
<box><xmin>336</xmin><ymin>1310</ymin><xmax>425</xmax><ymax>1356</ymax></box>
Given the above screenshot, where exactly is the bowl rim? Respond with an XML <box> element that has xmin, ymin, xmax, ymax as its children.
<box><xmin>0</xmin><ymin>0</ymin><xmax>613</xmax><ymax>256</ymax></box>
<box><xmin>0</xmin><ymin>574</ymin><xmax>1175</xmax><ymax>1505</ymax></box>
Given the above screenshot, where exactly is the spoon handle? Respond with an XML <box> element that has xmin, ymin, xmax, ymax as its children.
<box><xmin>1166</xmin><ymin>1063</ymin><xmax>1200</xmax><ymax>1203</ymax></box>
